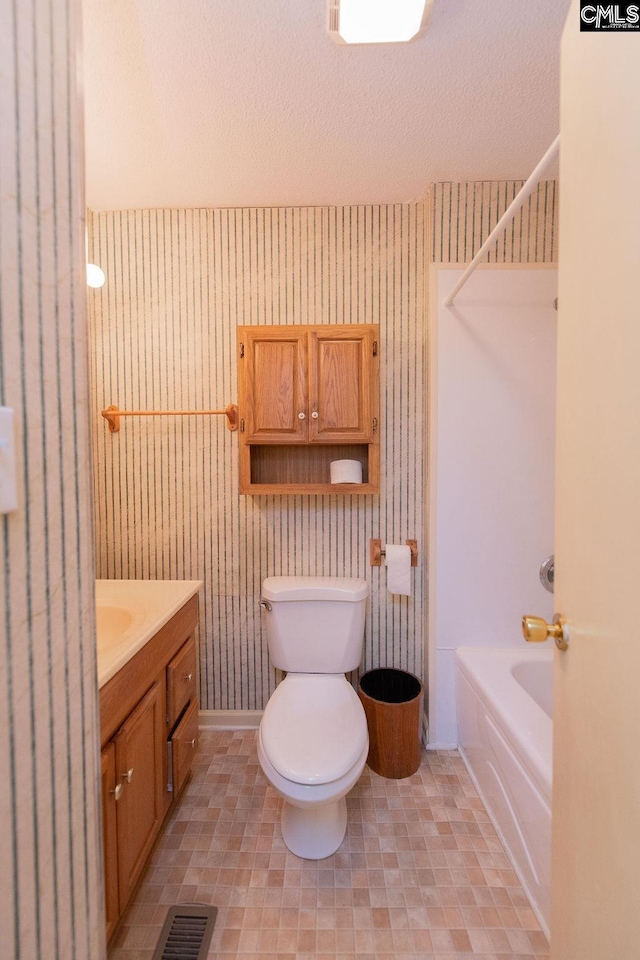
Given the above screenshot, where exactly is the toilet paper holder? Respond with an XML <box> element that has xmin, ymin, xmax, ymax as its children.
<box><xmin>370</xmin><ymin>539</ymin><xmax>418</xmax><ymax>567</ymax></box>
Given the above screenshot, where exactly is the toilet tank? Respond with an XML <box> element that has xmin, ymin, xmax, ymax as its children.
<box><xmin>261</xmin><ymin>576</ymin><xmax>369</xmax><ymax>673</ymax></box>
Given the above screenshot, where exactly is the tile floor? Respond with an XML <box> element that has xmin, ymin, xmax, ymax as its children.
<box><xmin>109</xmin><ymin>731</ymin><xmax>549</xmax><ymax>960</ymax></box>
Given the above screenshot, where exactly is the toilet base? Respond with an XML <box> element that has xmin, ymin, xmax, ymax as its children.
<box><xmin>281</xmin><ymin>797</ymin><xmax>347</xmax><ymax>859</ymax></box>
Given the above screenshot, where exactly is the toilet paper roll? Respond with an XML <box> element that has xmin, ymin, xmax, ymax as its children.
<box><xmin>330</xmin><ymin>459</ymin><xmax>363</xmax><ymax>484</ymax></box>
<box><xmin>385</xmin><ymin>544</ymin><xmax>412</xmax><ymax>596</ymax></box>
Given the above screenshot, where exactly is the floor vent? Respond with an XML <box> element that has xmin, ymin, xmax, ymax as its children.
<box><xmin>151</xmin><ymin>905</ymin><xmax>218</xmax><ymax>960</ymax></box>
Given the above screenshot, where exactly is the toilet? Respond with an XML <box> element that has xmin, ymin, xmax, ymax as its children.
<box><xmin>257</xmin><ymin>576</ymin><xmax>369</xmax><ymax>859</ymax></box>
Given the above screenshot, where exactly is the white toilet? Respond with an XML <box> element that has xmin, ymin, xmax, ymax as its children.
<box><xmin>257</xmin><ymin>575</ymin><xmax>369</xmax><ymax>860</ymax></box>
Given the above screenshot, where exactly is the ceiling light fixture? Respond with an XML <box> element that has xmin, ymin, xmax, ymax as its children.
<box><xmin>85</xmin><ymin>229</ymin><xmax>106</xmax><ymax>288</ymax></box>
<box><xmin>86</xmin><ymin>263</ymin><xmax>106</xmax><ymax>288</ymax></box>
<box><xmin>328</xmin><ymin>0</ymin><xmax>433</xmax><ymax>44</ymax></box>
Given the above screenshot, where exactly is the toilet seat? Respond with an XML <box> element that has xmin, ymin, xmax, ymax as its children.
<box><xmin>260</xmin><ymin>674</ymin><xmax>368</xmax><ymax>786</ymax></box>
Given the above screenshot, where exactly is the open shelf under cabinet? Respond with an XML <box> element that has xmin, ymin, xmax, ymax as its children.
<box><xmin>241</xmin><ymin>443</ymin><xmax>379</xmax><ymax>495</ymax></box>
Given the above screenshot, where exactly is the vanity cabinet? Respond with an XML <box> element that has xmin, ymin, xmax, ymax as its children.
<box><xmin>100</xmin><ymin>598</ymin><xmax>199</xmax><ymax>941</ymax></box>
<box><xmin>238</xmin><ymin>323</ymin><xmax>379</xmax><ymax>494</ymax></box>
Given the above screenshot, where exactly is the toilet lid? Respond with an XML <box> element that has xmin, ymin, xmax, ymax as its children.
<box><xmin>260</xmin><ymin>675</ymin><xmax>368</xmax><ymax>786</ymax></box>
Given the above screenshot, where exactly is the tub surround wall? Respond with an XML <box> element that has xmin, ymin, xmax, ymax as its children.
<box><xmin>0</xmin><ymin>1</ymin><xmax>103</xmax><ymax>957</ymax></box>
<box><xmin>429</xmin><ymin>267</ymin><xmax>557</xmax><ymax>747</ymax></box>
<box><xmin>88</xmin><ymin>204</ymin><xmax>426</xmax><ymax>711</ymax></box>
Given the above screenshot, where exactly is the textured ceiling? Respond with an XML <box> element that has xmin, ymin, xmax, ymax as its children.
<box><xmin>83</xmin><ymin>0</ymin><xmax>569</xmax><ymax>211</ymax></box>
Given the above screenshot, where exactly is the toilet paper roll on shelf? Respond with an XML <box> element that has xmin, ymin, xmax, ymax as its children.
<box><xmin>384</xmin><ymin>544</ymin><xmax>412</xmax><ymax>596</ymax></box>
<box><xmin>330</xmin><ymin>459</ymin><xmax>363</xmax><ymax>484</ymax></box>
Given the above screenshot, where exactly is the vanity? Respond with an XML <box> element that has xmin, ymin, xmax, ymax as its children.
<box><xmin>96</xmin><ymin>579</ymin><xmax>202</xmax><ymax>942</ymax></box>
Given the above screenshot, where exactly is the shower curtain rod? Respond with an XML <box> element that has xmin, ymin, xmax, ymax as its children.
<box><xmin>443</xmin><ymin>134</ymin><xmax>560</xmax><ymax>307</ymax></box>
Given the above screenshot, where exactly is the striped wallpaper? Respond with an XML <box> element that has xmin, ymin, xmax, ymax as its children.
<box><xmin>431</xmin><ymin>180</ymin><xmax>558</xmax><ymax>263</ymax></box>
<box><xmin>0</xmin><ymin>0</ymin><xmax>104</xmax><ymax>958</ymax></box>
<box><xmin>88</xmin><ymin>204</ymin><xmax>427</xmax><ymax>711</ymax></box>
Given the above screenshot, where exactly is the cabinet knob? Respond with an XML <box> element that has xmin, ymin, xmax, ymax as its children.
<box><xmin>189</xmin><ymin>738</ymin><xmax>197</xmax><ymax>748</ymax></box>
<box><xmin>298</xmin><ymin>412</ymin><xmax>305</xmax><ymax>420</ymax></box>
<box><xmin>110</xmin><ymin>783</ymin><xmax>123</xmax><ymax>801</ymax></box>
<box><xmin>183</xmin><ymin>672</ymin><xmax>193</xmax><ymax>683</ymax></box>
<box><xmin>311</xmin><ymin>411</ymin><xmax>319</xmax><ymax>419</ymax></box>
<box><xmin>122</xmin><ymin>767</ymin><xmax>134</xmax><ymax>783</ymax></box>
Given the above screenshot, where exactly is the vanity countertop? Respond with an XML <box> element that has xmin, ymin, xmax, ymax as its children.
<box><xmin>96</xmin><ymin>579</ymin><xmax>202</xmax><ymax>688</ymax></box>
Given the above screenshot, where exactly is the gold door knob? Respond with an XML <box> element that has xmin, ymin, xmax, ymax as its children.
<box><xmin>522</xmin><ymin>614</ymin><xmax>568</xmax><ymax>650</ymax></box>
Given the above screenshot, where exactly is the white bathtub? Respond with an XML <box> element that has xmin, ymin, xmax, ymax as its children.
<box><xmin>455</xmin><ymin>646</ymin><xmax>552</xmax><ymax>937</ymax></box>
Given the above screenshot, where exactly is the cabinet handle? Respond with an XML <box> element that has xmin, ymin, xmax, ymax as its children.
<box><xmin>110</xmin><ymin>783</ymin><xmax>123</xmax><ymax>801</ymax></box>
<box><xmin>189</xmin><ymin>738</ymin><xmax>197</xmax><ymax>748</ymax></box>
<box><xmin>298</xmin><ymin>412</ymin><xmax>305</xmax><ymax>420</ymax></box>
<box><xmin>183</xmin><ymin>672</ymin><xmax>193</xmax><ymax>683</ymax></box>
<box><xmin>311</xmin><ymin>411</ymin><xmax>319</xmax><ymax>419</ymax></box>
<box><xmin>122</xmin><ymin>768</ymin><xmax>134</xmax><ymax>783</ymax></box>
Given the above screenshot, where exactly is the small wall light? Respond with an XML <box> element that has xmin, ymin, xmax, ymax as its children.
<box><xmin>86</xmin><ymin>263</ymin><xmax>106</xmax><ymax>288</ymax></box>
<box><xmin>328</xmin><ymin>0</ymin><xmax>433</xmax><ymax>44</ymax></box>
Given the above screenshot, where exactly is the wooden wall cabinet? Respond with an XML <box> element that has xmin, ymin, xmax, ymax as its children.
<box><xmin>238</xmin><ymin>323</ymin><xmax>379</xmax><ymax>494</ymax></box>
<box><xmin>100</xmin><ymin>599</ymin><xmax>199</xmax><ymax>942</ymax></box>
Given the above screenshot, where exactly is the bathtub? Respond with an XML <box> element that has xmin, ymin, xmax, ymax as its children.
<box><xmin>455</xmin><ymin>646</ymin><xmax>552</xmax><ymax>937</ymax></box>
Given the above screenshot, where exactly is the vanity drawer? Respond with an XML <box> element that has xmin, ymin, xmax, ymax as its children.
<box><xmin>169</xmin><ymin>697</ymin><xmax>199</xmax><ymax>796</ymax></box>
<box><xmin>167</xmin><ymin>636</ymin><xmax>197</xmax><ymax>727</ymax></box>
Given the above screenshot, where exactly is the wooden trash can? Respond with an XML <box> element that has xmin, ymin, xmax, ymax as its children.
<box><xmin>358</xmin><ymin>668</ymin><xmax>423</xmax><ymax>779</ymax></box>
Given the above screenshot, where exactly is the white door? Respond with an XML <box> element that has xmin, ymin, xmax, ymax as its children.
<box><xmin>552</xmin><ymin>5</ymin><xmax>640</xmax><ymax>958</ymax></box>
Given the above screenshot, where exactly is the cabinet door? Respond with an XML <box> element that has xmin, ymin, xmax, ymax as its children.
<box><xmin>101</xmin><ymin>743</ymin><xmax>120</xmax><ymax>941</ymax></box>
<box><xmin>167</xmin><ymin>636</ymin><xmax>197</xmax><ymax>729</ymax></box>
<box><xmin>114</xmin><ymin>681</ymin><xmax>164</xmax><ymax>910</ymax></box>
<box><xmin>170</xmin><ymin>698</ymin><xmax>199</xmax><ymax>798</ymax></box>
<box><xmin>239</xmin><ymin>327</ymin><xmax>308</xmax><ymax>443</ymax></box>
<box><xmin>308</xmin><ymin>325</ymin><xmax>377</xmax><ymax>442</ymax></box>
